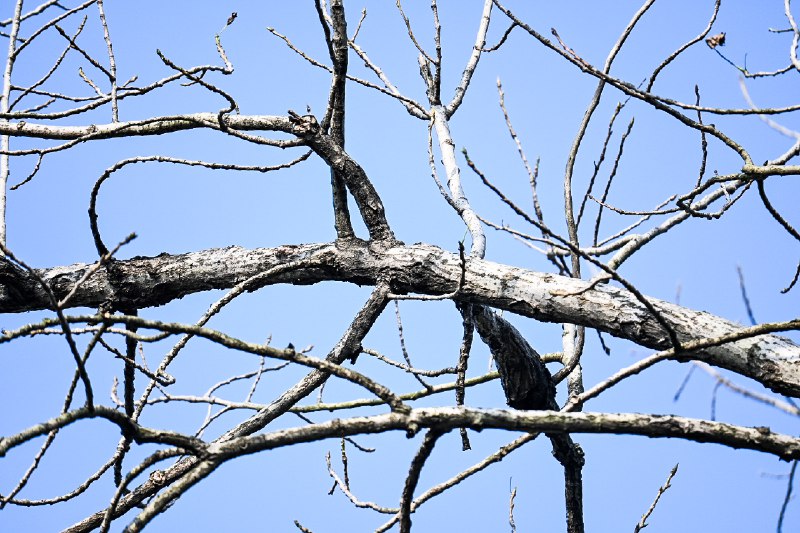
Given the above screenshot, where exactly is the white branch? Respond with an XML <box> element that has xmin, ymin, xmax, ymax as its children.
<box><xmin>446</xmin><ymin>0</ymin><xmax>493</xmax><ymax>116</ymax></box>
<box><xmin>430</xmin><ymin>105</ymin><xmax>486</xmax><ymax>257</ymax></box>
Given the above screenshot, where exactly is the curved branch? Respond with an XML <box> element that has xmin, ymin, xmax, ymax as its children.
<box><xmin>0</xmin><ymin>112</ymin><xmax>396</xmax><ymax>241</ymax></box>
<box><xmin>3</xmin><ymin>241</ymin><xmax>800</xmax><ymax>396</ymax></box>
<box><xmin>492</xmin><ymin>0</ymin><xmax>752</xmax><ymax>164</ymax></box>
<box><xmin>0</xmin><ymin>405</ymin><xmax>206</xmax><ymax>457</ymax></box>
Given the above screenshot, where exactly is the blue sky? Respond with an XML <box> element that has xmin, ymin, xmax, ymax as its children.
<box><xmin>2</xmin><ymin>1</ymin><xmax>799</xmax><ymax>531</ymax></box>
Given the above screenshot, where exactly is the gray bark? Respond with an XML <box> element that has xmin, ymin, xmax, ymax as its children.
<box><xmin>3</xmin><ymin>239</ymin><xmax>799</xmax><ymax>396</ymax></box>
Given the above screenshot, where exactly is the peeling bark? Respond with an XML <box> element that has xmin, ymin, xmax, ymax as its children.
<box><xmin>3</xmin><ymin>240</ymin><xmax>799</xmax><ymax>396</ymax></box>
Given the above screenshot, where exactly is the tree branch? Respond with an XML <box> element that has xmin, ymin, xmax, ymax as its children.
<box><xmin>204</xmin><ymin>407</ymin><xmax>800</xmax><ymax>461</ymax></box>
<box><xmin>3</xmin><ymin>241</ymin><xmax>799</xmax><ymax>396</ymax></box>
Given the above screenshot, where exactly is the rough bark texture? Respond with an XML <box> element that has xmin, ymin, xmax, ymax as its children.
<box><xmin>3</xmin><ymin>240</ymin><xmax>799</xmax><ymax>396</ymax></box>
<box><xmin>467</xmin><ymin>302</ymin><xmax>585</xmax><ymax>532</ymax></box>
<box><xmin>0</xmin><ymin>113</ymin><xmax>291</xmax><ymax>139</ymax></box>
<box><xmin>468</xmin><ymin>303</ymin><xmax>555</xmax><ymax>410</ymax></box>
<box><xmin>12</xmin><ymin>405</ymin><xmax>795</xmax><ymax>463</ymax></box>
<box><xmin>210</xmin><ymin>407</ymin><xmax>800</xmax><ymax>461</ymax></box>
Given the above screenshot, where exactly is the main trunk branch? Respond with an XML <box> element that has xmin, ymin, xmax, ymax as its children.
<box><xmin>3</xmin><ymin>241</ymin><xmax>799</xmax><ymax>396</ymax></box>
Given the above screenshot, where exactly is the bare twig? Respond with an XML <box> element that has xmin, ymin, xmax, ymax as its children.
<box><xmin>95</xmin><ymin>0</ymin><xmax>117</xmax><ymax>121</ymax></box>
<box><xmin>0</xmin><ymin>0</ymin><xmax>23</xmax><ymax>245</ymax></box>
<box><xmin>736</xmin><ymin>266</ymin><xmax>758</xmax><ymax>325</ymax></box>
<box><xmin>509</xmin><ymin>484</ymin><xmax>517</xmax><ymax>533</ymax></box>
<box><xmin>577</xmin><ymin>101</ymin><xmax>625</xmax><ymax>228</ymax></box>
<box><xmin>394</xmin><ymin>0</ymin><xmax>435</xmax><ymax>65</ymax></box>
<box><xmin>646</xmin><ymin>0</ymin><xmax>721</xmax><ymax>90</ymax></box>
<box><xmin>446</xmin><ymin>0</ymin><xmax>493</xmax><ymax>115</ymax></box>
<box><xmin>592</xmin><ymin>117</ymin><xmax>635</xmax><ymax>247</ymax></box>
<box><xmin>777</xmin><ymin>460</ymin><xmax>798</xmax><ymax>533</ymax></box>
<box><xmin>317</xmin><ymin>0</ymin><xmax>355</xmax><ymax>239</ymax></box>
<box><xmin>694</xmin><ymin>362</ymin><xmax>800</xmax><ymax>417</ymax></box>
<box><xmin>393</xmin><ymin>301</ymin><xmax>433</xmax><ymax>390</ymax></box>
<box><xmin>399</xmin><ymin>429</ymin><xmax>445</xmax><ymax>533</ymax></box>
<box><xmin>456</xmin><ymin>304</ymin><xmax>473</xmax><ymax>450</ymax></box>
<box><xmin>634</xmin><ymin>464</ymin><xmax>678</xmax><ymax>532</ymax></box>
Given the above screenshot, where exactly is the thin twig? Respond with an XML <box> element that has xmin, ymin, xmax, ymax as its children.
<box><xmin>694</xmin><ymin>362</ymin><xmax>800</xmax><ymax>417</ymax></box>
<box><xmin>777</xmin><ymin>460</ymin><xmax>798</xmax><ymax>533</ymax></box>
<box><xmin>456</xmin><ymin>304</ymin><xmax>473</xmax><ymax>450</ymax></box>
<box><xmin>509</xmin><ymin>484</ymin><xmax>517</xmax><ymax>533</ymax></box>
<box><xmin>399</xmin><ymin>429</ymin><xmax>445</xmax><ymax>533</ymax></box>
<box><xmin>634</xmin><ymin>464</ymin><xmax>678</xmax><ymax>532</ymax></box>
<box><xmin>0</xmin><ymin>0</ymin><xmax>23</xmax><ymax>245</ymax></box>
<box><xmin>96</xmin><ymin>0</ymin><xmax>117</xmax><ymax>121</ymax></box>
<box><xmin>736</xmin><ymin>266</ymin><xmax>757</xmax><ymax>325</ymax></box>
<box><xmin>393</xmin><ymin>302</ymin><xmax>433</xmax><ymax>390</ymax></box>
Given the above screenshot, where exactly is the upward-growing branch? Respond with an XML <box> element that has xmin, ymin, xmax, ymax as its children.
<box><xmin>0</xmin><ymin>0</ymin><xmax>23</xmax><ymax>245</ymax></box>
<box><xmin>318</xmin><ymin>0</ymin><xmax>355</xmax><ymax>239</ymax></box>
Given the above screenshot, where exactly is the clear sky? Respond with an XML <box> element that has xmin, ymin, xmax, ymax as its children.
<box><xmin>2</xmin><ymin>1</ymin><xmax>799</xmax><ymax>531</ymax></box>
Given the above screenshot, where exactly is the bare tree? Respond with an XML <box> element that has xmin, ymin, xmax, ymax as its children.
<box><xmin>1</xmin><ymin>1</ymin><xmax>799</xmax><ymax>531</ymax></box>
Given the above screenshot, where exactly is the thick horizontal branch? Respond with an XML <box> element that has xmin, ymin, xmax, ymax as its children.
<box><xmin>213</xmin><ymin>407</ymin><xmax>800</xmax><ymax>461</ymax></box>
<box><xmin>32</xmin><ymin>403</ymin><xmax>800</xmax><ymax>532</ymax></box>
<box><xmin>12</xmin><ymin>407</ymin><xmax>787</xmax><ymax>486</ymax></box>
<box><xmin>2</xmin><ymin>240</ymin><xmax>799</xmax><ymax>395</ymax></box>
<box><xmin>0</xmin><ymin>113</ymin><xmax>291</xmax><ymax>140</ymax></box>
